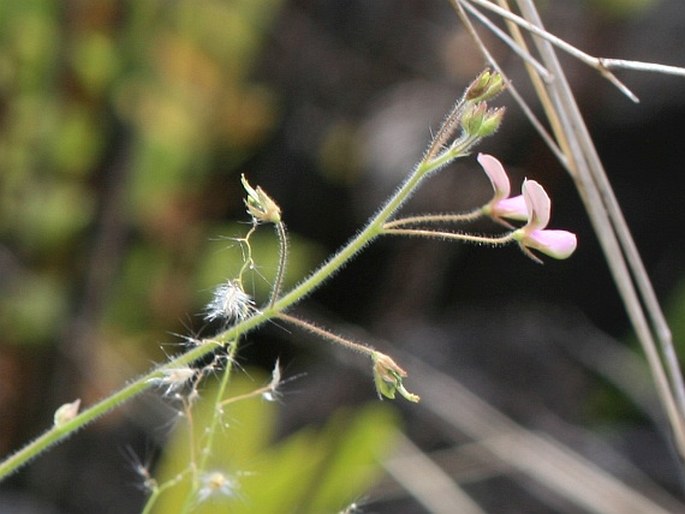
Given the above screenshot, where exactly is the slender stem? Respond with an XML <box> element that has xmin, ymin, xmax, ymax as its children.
<box><xmin>461</xmin><ymin>0</ymin><xmax>550</xmax><ymax>80</ymax></box>
<box><xmin>141</xmin><ymin>472</ymin><xmax>187</xmax><ymax>514</ymax></box>
<box><xmin>599</xmin><ymin>58</ymin><xmax>685</xmax><ymax>77</ymax></box>
<box><xmin>272</xmin><ymin>139</ymin><xmax>479</xmax><ymax>312</ymax></box>
<box><xmin>426</xmin><ymin>99</ymin><xmax>467</xmax><ymax>161</ymax></box>
<box><xmin>178</xmin><ymin>339</ymin><xmax>240</xmax><ymax>514</ymax></box>
<box><xmin>384</xmin><ymin>227</ymin><xmax>514</xmax><ymax>246</ymax></box>
<box><xmin>237</xmin><ymin>224</ymin><xmax>258</xmax><ymax>281</ymax></box>
<box><xmin>0</xmin><ymin>340</ymin><xmax>215</xmax><ymax>480</ymax></box>
<box><xmin>0</xmin><ymin>106</ymin><xmax>481</xmax><ymax>481</ymax></box>
<box><xmin>384</xmin><ymin>209</ymin><xmax>485</xmax><ymax>228</ymax></box>
<box><xmin>219</xmin><ymin>385</ymin><xmax>269</xmax><ymax>406</ymax></box>
<box><xmin>141</xmin><ymin>490</ymin><xmax>160</xmax><ymax>514</ymax></box>
<box><xmin>268</xmin><ymin>221</ymin><xmax>288</xmax><ymax>309</ymax></box>
<box><xmin>277</xmin><ymin>312</ymin><xmax>375</xmax><ymax>357</ymax></box>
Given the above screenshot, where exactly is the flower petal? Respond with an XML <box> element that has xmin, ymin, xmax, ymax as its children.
<box><xmin>478</xmin><ymin>153</ymin><xmax>510</xmax><ymax>200</ymax></box>
<box><xmin>492</xmin><ymin>194</ymin><xmax>528</xmax><ymax>221</ymax></box>
<box><xmin>522</xmin><ymin>179</ymin><xmax>551</xmax><ymax>230</ymax></box>
<box><xmin>525</xmin><ymin>229</ymin><xmax>577</xmax><ymax>259</ymax></box>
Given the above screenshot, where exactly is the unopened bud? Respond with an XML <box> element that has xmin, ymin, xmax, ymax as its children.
<box><xmin>372</xmin><ymin>352</ymin><xmax>420</xmax><ymax>403</ymax></box>
<box><xmin>479</xmin><ymin>107</ymin><xmax>505</xmax><ymax>137</ymax></box>
<box><xmin>465</xmin><ymin>69</ymin><xmax>506</xmax><ymax>102</ymax></box>
<box><xmin>461</xmin><ymin>103</ymin><xmax>505</xmax><ymax>138</ymax></box>
<box><xmin>241</xmin><ymin>174</ymin><xmax>281</xmax><ymax>224</ymax></box>
<box><xmin>54</xmin><ymin>399</ymin><xmax>81</xmax><ymax>427</ymax></box>
<box><xmin>460</xmin><ymin>102</ymin><xmax>488</xmax><ymax>136</ymax></box>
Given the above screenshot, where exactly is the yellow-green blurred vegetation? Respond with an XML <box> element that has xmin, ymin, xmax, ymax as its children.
<box><xmin>0</xmin><ymin>0</ymin><xmax>288</xmax><ymax>351</ymax></box>
<box><xmin>0</xmin><ymin>2</ymin><xmax>397</xmax><ymax>510</ymax></box>
<box><xmin>152</xmin><ymin>371</ymin><xmax>399</xmax><ymax>513</ymax></box>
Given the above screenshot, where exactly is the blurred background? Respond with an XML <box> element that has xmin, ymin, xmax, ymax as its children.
<box><xmin>1</xmin><ymin>0</ymin><xmax>685</xmax><ymax>512</ymax></box>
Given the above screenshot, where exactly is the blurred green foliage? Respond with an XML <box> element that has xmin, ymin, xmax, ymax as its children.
<box><xmin>585</xmin><ymin>278</ymin><xmax>685</xmax><ymax>426</ymax></box>
<box><xmin>0</xmin><ymin>0</ymin><xmax>286</xmax><ymax>354</ymax></box>
<box><xmin>588</xmin><ymin>0</ymin><xmax>656</xmax><ymax>17</ymax></box>
<box><xmin>667</xmin><ymin>278</ymin><xmax>685</xmax><ymax>358</ymax></box>
<box><xmin>151</xmin><ymin>370</ymin><xmax>399</xmax><ymax>513</ymax></box>
<box><xmin>0</xmin><ymin>4</ymin><xmax>397</xmax><ymax>510</ymax></box>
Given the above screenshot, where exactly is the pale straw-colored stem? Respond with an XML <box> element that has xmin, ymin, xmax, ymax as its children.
<box><xmin>277</xmin><ymin>312</ymin><xmax>375</xmax><ymax>357</ymax></box>
<box><xmin>383</xmin><ymin>227</ymin><xmax>514</xmax><ymax>247</ymax></box>
<box><xmin>385</xmin><ymin>209</ymin><xmax>485</xmax><ymax>229</ymax></box>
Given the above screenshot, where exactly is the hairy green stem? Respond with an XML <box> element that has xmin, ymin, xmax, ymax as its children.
<box><xmin>178</xmin><ymin>339</ymin><xmax>240</xmax><ymax>513</ymax></box>
<box><xmin>0</xmin><ymin>134</ymin><xmax>478</xmax><ymax>481</ymax></box>
<box><xmin>271</xmin><ymin>138</ymin><xmax>478</xmax><ymax>311</ymax></box>
<box><xmin>383</xmin><ymin>227</ymin><xmax>514</xmax><ymax>246</ymax></box>
<box><xmin>277</xmin><ymin>312</ymin><xmax>375</xmax><ymax>356</ymax></box>
<box><xmin>383</xmin><ymin>208</ymin><xmax>485</xmax><ymax>229</ymax></box>
<box><xmin>268</xmin><ymin>221</ymin><xmax>288</xmax><ymax>309</ymax></box>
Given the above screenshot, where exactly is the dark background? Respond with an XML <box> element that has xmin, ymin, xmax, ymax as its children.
<box><xmin>1</xmin><ymin>1</ymin><xmax>685</xmax><ymax>512</ymax></box>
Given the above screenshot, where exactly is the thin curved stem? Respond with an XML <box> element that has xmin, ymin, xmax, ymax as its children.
<box><xmin>0</xmin><ymin>340</ymin><xmax>216</xmax><ymax>480</ymax></box>
<box><xmin>178</xmin><ymin>339</ymin><xmax>240</xmax><ymax>514</ymax></box>
<box><xmin>0</xmin><ymin>93</ymin><xmax>486</xmax><ymax>480</ymax></box>
<box><xmin>383</xmin><ymin>227</ymin><xmax>514</xmax><ymax>246</ymax></box>
<box><xmin>384</xmin><ymin>209</ymin><xmax>485</xmax><ymax>229</ymax></box>
<box><xmin>277</xmin><ymin>312</ymin><xmax>375</xmax><ymax>357</ymax></box>
<box><xmin>268</xmin><ymin>221</ymin><xmax>288</xmax><ymax>309</ymax></box>
<box><xmin>271</xmin><ymin>138</ymin><xmax>479</xmax><ymax>312</ymax></box>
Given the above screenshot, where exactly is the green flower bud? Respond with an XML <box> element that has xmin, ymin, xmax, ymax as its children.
<box><xmin>479</xmin><ymin>107</ymin><xmax>505</xmax><ymax>137</ymax></box>
<box><xmin>460</xmin><ymin>102</ymin><xmax>488</xmax><ymax>136</ymax></box>
<box><xmin>461</xmin><ymin>103</ymin><xmax>505</xmax><ymax>138</ymax></box>
<box><xmin>241</xmin><ymin>174</ymin><xmax>282</xmax><ymax>224</ymax></box>
<box><xmin>372</xmin><ymin>351</ymin><xmax>420</xmax><ymax>402</ymax></box>
<box><xmin>465</xmin><ymin>69</ymin><xmax>506</xmax><ymax>102</ymax></box>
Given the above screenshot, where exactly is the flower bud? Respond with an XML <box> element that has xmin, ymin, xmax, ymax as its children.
<box><xmin>479</xmin><ymin>107</ymin><xmax>505</xmax><ymax>137</ymax></box>
<box><xmin>460</xmin><ymin>102</ymin><xmax>488</xmax><ymax>136</ymax></box>
<box><xmin>465</xmin><ymin>69</ymin><xmax>506</xmax><ymax>102</ymax></box>
<box><xmin>461</xmin><ymin>103</ymin><xmax>505</xmax><ymax>139</ymax></box>
<box><xmin>54</xmin><ymin>399</ymin><xmax>81</xmax><ymax>427</ymax></box>
<box><xmin>241</xmin><ymin>174</ymin><xmax>281</xmax><ymax>224</ymax></box>
<box><xmin>372</xmin><ymin>352</ymin><xmax>420</xmax><ymax>402</ymax></box>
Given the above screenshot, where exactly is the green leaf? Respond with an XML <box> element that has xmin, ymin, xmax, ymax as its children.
<box><xmin>303</xmin><ymin>405</ymin><xmax>399</xmax><ymax>513</ymax></box>
<box><xmin>150</xmin><ymin>370</ymin><xmax>399</xmax><ymax>513</ymax></box>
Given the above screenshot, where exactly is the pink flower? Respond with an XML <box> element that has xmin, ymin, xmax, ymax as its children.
<box><xmin>513</xmin><ymin>180</ymin><xmax>577</xmax><ymax>260</ymax></box>
<box><xmin>478</xmin><ymin>153</ymin><xmax>528</xmax><ymax>221</ymax></box>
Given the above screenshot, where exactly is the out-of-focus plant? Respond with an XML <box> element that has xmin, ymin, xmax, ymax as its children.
<box><xmin>0</xmin><ymin>0</ymin><xmax>282</xmax><ymax>355</ymax></box>
<box><xmin>146</xmin><ymin>369</ymin><xmax>398</xmax><ymax>514</ymax></box>
<box><xmin>0</xmin><ymin>65</ymin><xmax>581</xmax><ymax>511</ymax></box>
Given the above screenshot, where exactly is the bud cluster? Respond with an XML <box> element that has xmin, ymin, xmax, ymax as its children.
<box><xmin>241</xmin><ymin>174</ymin><xmax>281</xmax><ymax>224</ymax></box>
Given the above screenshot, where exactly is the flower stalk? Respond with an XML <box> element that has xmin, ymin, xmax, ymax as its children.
<box><xmin>2</xmin><ymin>70</ymin><xmax>572</xmax><ymax>481</ymax></box>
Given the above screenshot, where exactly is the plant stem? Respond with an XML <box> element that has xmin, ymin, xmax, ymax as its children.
<box><xmin>0</xmin><ymin>126</ymin><xmax>478</xmax><ymax>481</ymax></box>
<box><xmin>383</xmin><ymin>227</ymin><xmax>513</xmax><ymax>246</ymax></box>
<box><xmin>268</xmin><ymin>221</ymin><xmax>288</xmax><ymax>309</ymax></box>
<box><xmin>277</xmin><ymin>312</ymin><xmax>375</xmax><ymax>356</ymax></box>
<box><xmin>384</xmin><ymin>209</ymin><xmax>484</xmax><ymax>229</ymax></box>
<box><xmin>271</xmin><ymin>141</ymin><xmax>477</xmax><ymax>312</ymax></box>
<box><xmin>178</xmin><ymin>339</ymin><xmax>240</xmax><ymax>514</ymax></box>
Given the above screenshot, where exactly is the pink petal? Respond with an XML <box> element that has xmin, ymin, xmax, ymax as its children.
<box><xmin>526</xmin><ymin>229</ymin><xmax>577</xmax><ymax>259</ymax></box>
<box><xmin>477</xmin><ymin>153</ymin><xmax>510</xmax><ymax>200</ymax></box>
<box><xmin>522</xmin><ymin>180</ymin><xmax>551</xmax><ymax>230</ymax></box>
<box><xmin>492</xmin><ymin>194</ymin><xmax>528</xmax><ymax>221</ymax></box>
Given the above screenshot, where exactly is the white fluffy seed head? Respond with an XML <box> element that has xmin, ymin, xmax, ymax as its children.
<box><xmin>204</xmin><ymin>280</ymin><xmax>254</xmax><ymax>323</ymax></box>
<box><xmin>197</xmin><ymin>471</ymin><xmax>239</xmax><ymax>502</ymax></box>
